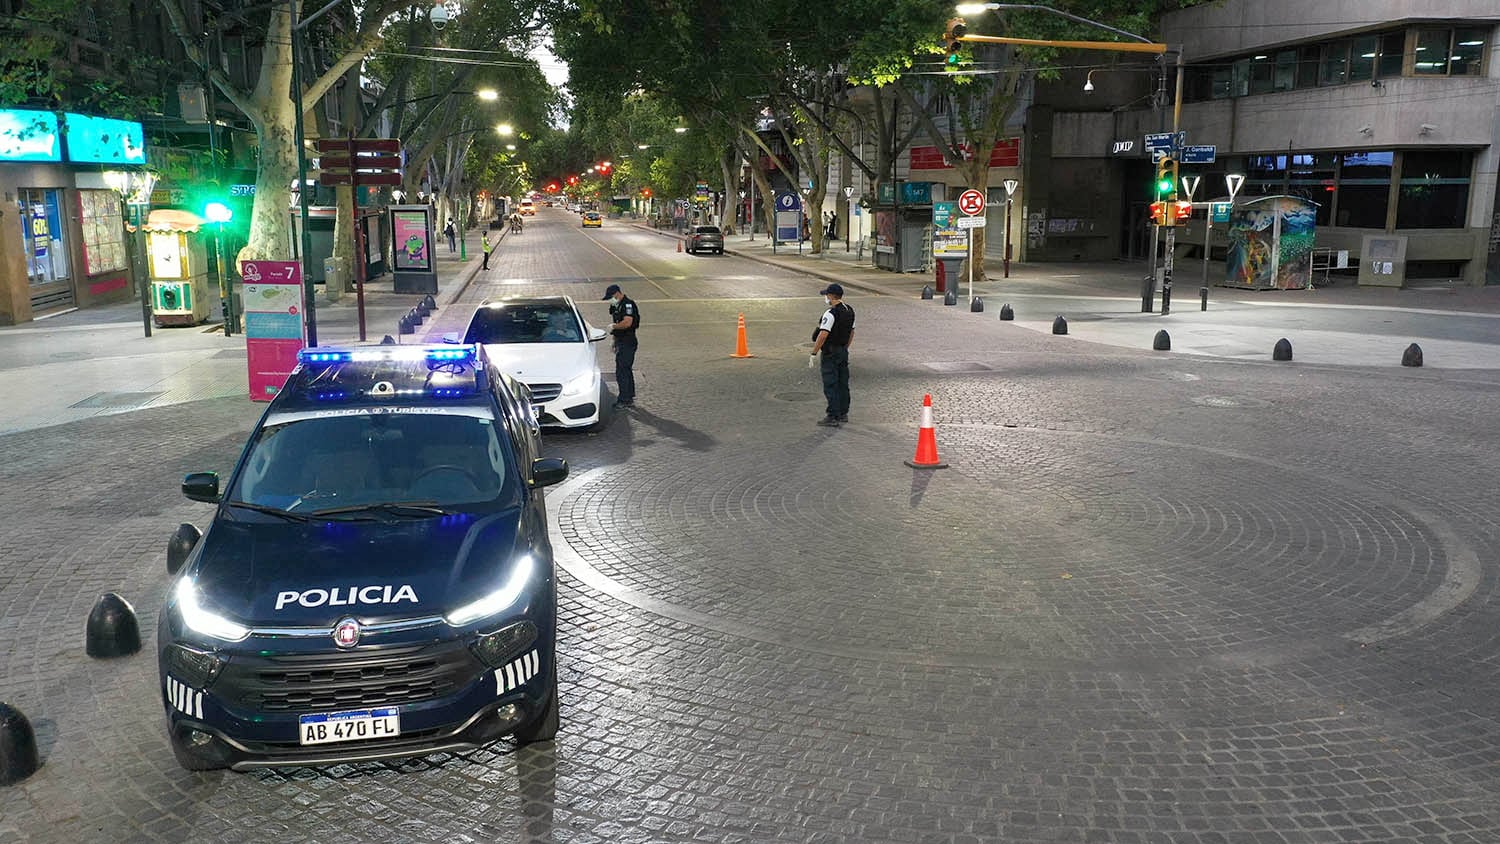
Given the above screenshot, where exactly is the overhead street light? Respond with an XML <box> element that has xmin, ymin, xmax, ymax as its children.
<box><xmin>476</xmin><ymin>89</ymin><xmax>498</xmax><ymax>101</ymax></box>
<box><xmin>495</xmin><ymin>123</ymin><xmax>514</xmax><ymax>136</ymax></box>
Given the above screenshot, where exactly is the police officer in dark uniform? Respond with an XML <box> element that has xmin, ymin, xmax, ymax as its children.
<box><xmin>602</xmin><ymin>283</ymin><xmax>639</xmax><ymax>408</ymax></box>
<box><xmin>810</xmin><ymin>283</ymin><xmax>855</xmax><ymax>427</ymax></box>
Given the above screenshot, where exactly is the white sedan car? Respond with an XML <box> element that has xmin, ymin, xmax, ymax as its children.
<box><xmin>456</xmin><ymin>296</ymin><xmax>607</xmax><ymax>430</ymax></box>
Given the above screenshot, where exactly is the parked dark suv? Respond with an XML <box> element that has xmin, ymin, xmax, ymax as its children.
<box><xmin>686</xmin><ymin>225</ymin><xmax>724</xmax><ymax>255</ymax></box>
<box><xmin>157</xmin><ymin>344</ymin><xmax>566</xmax><ymax>770</ymax></box>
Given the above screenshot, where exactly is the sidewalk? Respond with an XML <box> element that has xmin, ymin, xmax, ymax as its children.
<box><xmin>643</xmin><ymin>224</ymin><xmax>1500</xmax><ymax>370</ymax></box>
<box><xmin>0</xmin><ymin>227</ymin><xmax>492</xmax><ymax>434</ymax></box>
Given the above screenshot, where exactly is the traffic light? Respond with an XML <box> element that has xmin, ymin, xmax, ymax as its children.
<box><xmin>1154</xmin><ymin>156</ymin><xmax>1177</xmax><ymax>199</ymax></box>
<box><xmin>640</xmin><ymin>187</ymin><xmax>652</xmax><ymax>197</ymax></box>
<box><xmin>1149</xmin><ymin>201</ymin><xmax>1168</xmax><ymax>226</ymax></box>
<box><xmin>943</xmin><ymin>18</ymin><xmax>967</xmax><ymax>68</ymax></box>
<box><xmin>1174</xmin><ymin>201</ymin><xmax>1193</xmax><ymax>222</ymax></box>
<box><xmin>202</xmin><ymin>201</ymin><xmax>232</xmax><ymax>224</ymax></box>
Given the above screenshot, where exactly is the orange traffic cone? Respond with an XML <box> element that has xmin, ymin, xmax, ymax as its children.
<box><xmin>904</xmin><ymin>394</ymin><xmax>948</xmax><ymax>469</ymax></box>
<box><xmin>676</xmin><ymin>238</ymin><xmax>683</xmax><ymax>253</ymax></box>
<box><xmin>730</xmin><ymin>313</ymin><xmax>754</xmax><ymax>358</ymax></box>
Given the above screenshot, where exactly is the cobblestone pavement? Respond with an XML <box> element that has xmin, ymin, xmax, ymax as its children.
<box><xmin>2</xmin><ymin>209</ymin><xmax>1500</xmax><ymax>843</ymax></box>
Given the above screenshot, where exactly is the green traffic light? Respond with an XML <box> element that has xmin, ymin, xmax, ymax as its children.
<box><xmin>203</xmin><ymin>201</ymin><xmax>233</xmax><ymax>223</ymax></box>
<box><xmin>946</xmin><ymin>52</ymin><xmax>961</xmax><ymax>66</ymax></box>
<box><xmin>1156</xmin><ymin>179</ymin><xmax>1172</xmax><ymax>194</ymax></box>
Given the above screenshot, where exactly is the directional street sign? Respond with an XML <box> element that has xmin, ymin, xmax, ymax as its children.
<box><xmin>1210</xmin><ymin>202</ymin><xmax>1232</xmax><ymax>224</ymax></box>
<box><xmin>1180</xmin><ymin>145</ymin><xmax>1217</xmax><ymax>164</ymax></box>
<box><xmin>957</xmin><ymin>189</ymin><xmax>985</xmax><ymax>215</ymax></box>
<box><xmin>956</xmin><ymin>216</ymin><xmax>987</xmax><ymax>229</ymax></box>
<box><xmin>775</xmin><ymin>192</ymin><xmax>801</xmax><ymax>211</ymax></box>
<box><xmin>1144</xmin><ymin>132</ymin><xmax>1175</xmax><ymax>153</ymax></box>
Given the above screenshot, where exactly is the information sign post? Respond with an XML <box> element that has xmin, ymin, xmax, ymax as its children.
<box><xmin>240</xmin><ymin>260</ymin><xmax>305</xmax><ymax>401</ymax></box>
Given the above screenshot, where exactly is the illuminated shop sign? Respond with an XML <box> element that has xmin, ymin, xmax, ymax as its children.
<box><xmin>0</xmin><ymin>109</ymin><xmax>62</xmax><ymax>162</ymax></box>
<box><xmin>64</xmin><ymin>113</ymin><xmax>147</xmax><ymax>164</ymax></box>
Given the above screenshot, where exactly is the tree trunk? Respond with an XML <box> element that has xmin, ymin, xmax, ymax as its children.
<box><xmin>748</xmin><ymin>157</ymin><xmax>775</xmax><ymax>237</ymax></box>
<box><xmin>246</xmin><ymin>106</ymin><xmax>299</xmax><ymax>261</ymax></box>
<box><xmin>717</xmin><ymin>148</ymin><xmax>737</xmax><ymax>235</ymax></box>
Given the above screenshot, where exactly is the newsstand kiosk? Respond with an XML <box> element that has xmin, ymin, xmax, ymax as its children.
<box><xmin>140</xmin><ymin>209</ymin><xmax>211</xmax><ymax>327</ymax></box>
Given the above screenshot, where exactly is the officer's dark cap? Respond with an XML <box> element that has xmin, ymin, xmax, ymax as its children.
<box><xmin>819</xmin><ymin>283</ymin><xmax>844</xmax><ymax>297</ymax></box>
<box><xmin>602</xmin><ymin>284</ymin><xmax>621</xmax><ymax>300</ymax></box>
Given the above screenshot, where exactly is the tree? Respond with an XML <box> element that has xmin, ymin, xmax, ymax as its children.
<box><xmin>0</xmin><ymin>0</ymin><xmax>167</xmax><ymax>116</ymax></box>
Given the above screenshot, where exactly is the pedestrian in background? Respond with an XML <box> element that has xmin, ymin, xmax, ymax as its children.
<box><xmin>810</xmin><ymin>283</ymin><xmax>855</xmax><ymax>427</ymax></box>
<box><xmin>481</xmin><ymin>231</ymin><xmax>492</xmax><ymax>270</ymax></box>
<box><xmin>444</xmin><ymin>218</ymin><xmax>457</xmax><ymax>253</ymax></box>
<box><xmin>603</xmin><ymin>283</ymin><xmax>639</xmax><ymax>409</ymax></box>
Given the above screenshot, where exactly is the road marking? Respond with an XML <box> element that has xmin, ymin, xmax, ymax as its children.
<box><xmin>580</xmin><ymin>231</ymin><xmax>671</xmax><ymax>297</ymax></box>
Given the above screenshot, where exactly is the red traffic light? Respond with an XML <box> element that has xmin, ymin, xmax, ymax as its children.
<box><xmin>1173</xmin><ymin>201</ymin><xmax>1192</xmax><ymax>221</ymax></box>
<box><xmin>641</xmin><ymin>187</ymin><xmax>652</xmax><ymax>197</ymax></box>
<box><xmin>1149</xmin><ymin>201</ymin><xmax>1168</xmax><ymax>226</ymax></box>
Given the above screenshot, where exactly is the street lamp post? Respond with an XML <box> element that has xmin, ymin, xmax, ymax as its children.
<box><xmin>842</xmin><ymin>185</ymin><xmax>854</xmax><ymax>252</ymax></box>
<box><xmin>1003</xmin><ymin>178</ymin><xmax>1018</xmax><ymax>277</ymax></box>
<box><xmin>105</xmin><ymin>169</ymin><xmax>157</xmax><ymax>338</ymax></box>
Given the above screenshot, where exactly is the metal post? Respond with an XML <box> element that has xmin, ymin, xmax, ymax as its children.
<box><xmin>126</xmin><ymin>204</ymin><xmax>151</xmax><ymax>338</ymax></box>
<box><xmin>1003</xmin><ymin>199</ymin><xmax>1012</xmax><ymax>278</ymax></box>
<box><xmin>1201</xmin><ymin>212</ymin><xmax>1212</xmax><ymax>288</ymax></box>
<box><xmin>291</xmin><ymin>0</ymin><xmax>319</xmax><ymax>347</ymax></box>
<box><xmin>1161</xmin><ymin>48</ymin><xmax>1184</xmax><ymax>317</ymax></box>
<box><xmin>215</xmin><ymin>221</ymin><xmax>230</xmax><ymax>335</ymax></box>
<box><xmin>1142</xmin><ymin>223</ymin><xmax>1157</xmax><ymax>312</ymax></box>
<box><xmin>348</xmin><ymin>132</ymin><xmax>366</xmax><ymax>342</ymax></box>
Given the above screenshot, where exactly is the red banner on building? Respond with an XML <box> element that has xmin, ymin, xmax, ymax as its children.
<box><xmin>909</xmin><ymin>138</ymin><xmax>1021</xmax><ymax>170</ymax></box>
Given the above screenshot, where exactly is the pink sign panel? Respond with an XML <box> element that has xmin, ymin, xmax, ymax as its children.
<box><xmin>240</xmin><ymin>260</ymin><xmax>305</xmax><ymax>401</ymax></box>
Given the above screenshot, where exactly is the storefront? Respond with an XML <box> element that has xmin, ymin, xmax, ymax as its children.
<box><xmin>0</xmin><ymin>109</ymin><xmax>147</xmax><ymax>324</ymax></box>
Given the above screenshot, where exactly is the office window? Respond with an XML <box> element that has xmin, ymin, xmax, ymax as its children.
<box><xmin>1335</xmin><ymin>151</ymin><xmax>1392</xmax><ymax>229</ymax></box>
<box><xmin>1396</xmin><ymin>150</ymin><xmax>1471</xmax><ymax>229</ymax></box>
<box><xmin>1288</xmin><ymin>153</ymin><xmax>1336</xmax><ymax>226</ymax></box>
<box><xmin>1320</xmin><ymin>41</ymin><xmax>1349</xmax><ymax>85</ymax></box>
<box><xmin>1377</xmin><ymin>31</ymin><xmax>1405</xmax><ymax>77</ymax></box>
<box><xmin>1273</xmin><ymin>50</ymin><xmax>1297</xmax><ymax>91</ymax></box>
<box><xmin>1296</xmin><ymin>45</ymin><xmax>1321</xmax><ymax>88</ymax></box>
<box><xmin>1348</xmin><ymin>36</ymin><xmax>1377</xmax><ymax>81</ymax></box>
<box><xmin>1231</xmin><ymin>58</ymin><xmax>1250</xmax><ymax>97</ymax></box>
<box><xmin>1211</xmin><ymin>65</ymin><xmax>1232</xmax><ymax>99</ymax></box>
<box><xmin>1248</xmin><ymin>54</ymin><xmax>1274</xmax><ymax>94</ymax></box>
<box><xmin>1413</xmin><ymin>29</ymin><xmax>1451</xmax><ymax>75</ymax></box>
<box><xmin>1450</xmin><ymin>28</ymin><xmax>1487</xmax><ymax>76</ymax></box>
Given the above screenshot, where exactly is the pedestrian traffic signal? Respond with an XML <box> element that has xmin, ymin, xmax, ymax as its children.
<box><xmin>1174</xmin><ymin>201</ymin><xmax>1193</xmax><ymax>221</ymax></box>
<box><xmin>1149</xmin><ymin>201</ymin><xmax>1168</xmax><ymax>226</ymax></box>
<box><xmin>943</xmin><ymin>18</ymin><xmax>967</xmax><ymax>67</ymax></box>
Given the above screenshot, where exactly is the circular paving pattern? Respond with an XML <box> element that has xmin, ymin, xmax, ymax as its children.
<box><xmin>556</xmin><ymin>425</ymin><xmax>1474</xmax><ymax>670</ymax></box>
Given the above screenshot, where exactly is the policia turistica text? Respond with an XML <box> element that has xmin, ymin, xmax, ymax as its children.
<box><xmin>810</xmin><ymin>283</ymin><xmax>855</xmax><ymax>427</ymax></box>
<box><xmin>603</xmin><ymin>283</ymin><xmax>638</xmax><ymax>408</ymax></box>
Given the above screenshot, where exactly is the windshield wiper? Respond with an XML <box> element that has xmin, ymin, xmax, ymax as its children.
<box><xmin>224</xmin><ymin>500</ymin><xmax>322</xmax><ymax>522</ymax></box>
<box><xmin>305</xmin><ymin>501</ymin><xmax>455</xmax><ymax>519</ymax></box>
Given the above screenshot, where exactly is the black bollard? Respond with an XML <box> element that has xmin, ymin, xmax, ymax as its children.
<box><xmin>398</xmin><ymin>315</ymin><xmax>415</xmax><ymax>335</ymax></box>
<box><xmin>970</xmin><ymin>297</ymin><xmax>984</xmax><ymax>313</ymax></box>
<box><xmin>1200</xmin><ymin>287</ymin><xmax>1209</xmax><ymax>311</ymax></box>
<box><xmin>409</xmin><ymin>307</ymin><xmax>424</xmax><ymax>326</ymax></box>
<box><xmin>416</xmin><ymin>300</ymin><xmax>431</xmax><ymax>318</ymax></box>
<box><xmin>379</xmin><ymin>334</ymin><xmax>397</xmax><ymax>345</ymax></box>
<box><xmin>921</xmin><ymin>285</ymin><xmax>934</xmax><ymax>300</ymax></box>
<box><xmin>166</xmin><ymin>524</ymin><xmax>201</xmax><ymax>576</ymax></box>
<box><xmin>86</xmin><ymin>592</ymin><xmax>140</xmax><ymax>658</ymax></box>
<box><xmin>1052</xmin><ymin>316</ymin><xmax>1068</xmax><ymax>335</ymax></box>
<box><xmin>0</xmin><ymin>702</ymin><xmax>40</xmax><ymax>785</ymax></box>
<box><xmin>1153</xmin><ymin>330</ymin><xmax>1171</xmax><ymax>351</ymax></box>
<box><xmin>999</xmin><ymin>304</ymin><xmax>1014</xmax><ymax>321</ymax></box>
<box><xmin>943</xmin><ymin>289</ymin><xmax>958</xmax><ymax>306</ymax></box>
<box><xmin>421</xmin><ymin>294</ymin><xmax>438</xmax><ymax>311</ymax></box>
<box><xmin>1402</xmin><ymin>343</ymin><xmax>1424</xmax><ymax>367</ymax></box>
<box><xmin>1273</xmin><ymin>338</ymin><xmax>1293</xmax><ymax>361</ymax></box>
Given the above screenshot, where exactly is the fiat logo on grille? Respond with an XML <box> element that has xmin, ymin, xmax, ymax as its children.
<box><xmin>332</xmin><ymin>618</ymin><xmax>361</xmax><ymax>648</ymax></box>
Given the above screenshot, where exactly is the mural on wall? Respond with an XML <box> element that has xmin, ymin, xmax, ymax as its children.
<box><xmin>1224</xmin><ymin>196</ymin><xmax>1318</xmax><ymax>290</ymax></box>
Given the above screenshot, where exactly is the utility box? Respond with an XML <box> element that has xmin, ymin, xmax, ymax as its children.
<box><xmin>1223</xmin><ymin>195</ymin><xmax>1318</xmax><ymax>290</ymax></box>
<box><xmin>1357</xmin><ymin>235</ymin><xmax>1408</xmax><ymax>288</ymax></box>
<box><xmin>142</xmin><ymin>210</ymin><xmax>211</xmax><ymax>327</ymax></box>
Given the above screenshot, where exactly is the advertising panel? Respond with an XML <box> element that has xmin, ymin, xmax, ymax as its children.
<box><xmin>63</xmin><ymin>113</ymin><xmax>146</xmax><ymax>164</ymax></box>
<box><xmin>1224</xmin><ymin>196</ymin><xmax>1318</xmax><ymax>290</ymax></box>
<box><xmin>241</xmin><ymin>260</ymin><xmax>306</xmax><ymax>401</ymax></box>
<box><xmin>392</xmin><ymin>209</ymin><xmax>432</xmax><ymax>271</ymax></box>
<box><xmin>932</xmin><ymin>201</ymin><xmax>967</xmax><ymax>257</ymax></box>
<box><xmin>0</xmin><ymin>109</ymin><xmax>61</xmax><ymax>162</ymax></box>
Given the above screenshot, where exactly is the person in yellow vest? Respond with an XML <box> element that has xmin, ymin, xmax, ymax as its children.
<box><xmin>482</xmin><ymin>231</ymin><xmax>492</xmax><ymax>270</ymax></box>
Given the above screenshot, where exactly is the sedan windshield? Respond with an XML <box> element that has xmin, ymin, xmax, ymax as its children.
<box><xmin>464</xmin><ymin>304</ymin><xmax>583</xmax><ymax>344</ymax></box>
<box><xmin>226</xmin><ymin>410</ymin><xmax>515</xmax><ymax>513</ymax></box>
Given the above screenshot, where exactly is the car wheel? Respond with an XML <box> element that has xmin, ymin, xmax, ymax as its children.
<box><xmin>168</xmin><ymin>727</ymin><xmax>228</xmax><ymax>771</ymax></box>
<box><xmin>513</xmin><ymin>662</ymin><xmax>558</xmax><ymax>743</ymax></box>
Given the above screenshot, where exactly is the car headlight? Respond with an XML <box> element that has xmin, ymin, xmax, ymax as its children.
<box><xmin>561</xmin><ymin>369</ymin><xmax>597</xmax><ymax>397</ymax></box>
<box><xmin>444</xmin><ymin>555</ymin><xmax>537</xmax><ymax>627</ymax></box>
<box><xmin>175</xmin><ymin>577</ymin><xmax>251</xmax><ymax>642</ymax></box>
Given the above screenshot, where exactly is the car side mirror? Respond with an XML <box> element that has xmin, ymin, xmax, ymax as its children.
<box><xmin>441</xmin><ymin>331</ymin><xmax>461</xmax><ymax>344</ymax></box>
<box><xmin>588</xmin><ymin>326</ymin><xmax>607</xmax><ymax>342</ymax></box>
<box><xmin>167</xmin><ymin>523</ymin><xmax>202</xmax><ymax>575</ymax></box>
<box><xmin>182</xmin><ymin>472</ymin><xmax>220</xmax><ymax>503</ymax></box>
<box><xmin>529</xmin><ymin>457</ymin><xmax>569</xmax><ymax>489</ymax></box>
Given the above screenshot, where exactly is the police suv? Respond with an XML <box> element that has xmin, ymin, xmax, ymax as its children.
<box><xmin>158</xmin><ymin>345</ymin><xmax>566</xmax><ymax>770</ymax></box>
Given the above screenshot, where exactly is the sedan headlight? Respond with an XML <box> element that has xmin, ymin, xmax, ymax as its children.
<box><xmin>561</xmin><ymin>369</ymin><xmax>598</xmax><ymax>397</ymax></box>
<box><xmin>444</xmin><ymin>555</ymin><xmax>537</xmax><ymax>627</ymax></box>
<box><xmin>175</xmin><ymin>577</ymin><xmax>251</xmax><ymax>642</ymax></box>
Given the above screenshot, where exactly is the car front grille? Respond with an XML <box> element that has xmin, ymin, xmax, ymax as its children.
<box><xmin>526</xmin><ymin>382</ymin><xmax>562</xmax><ymax>403</ymax></box>
<box><xmin>215</xmin><ymin>642</ymin><xmax>480</xmax><ymax>713</ymax></box>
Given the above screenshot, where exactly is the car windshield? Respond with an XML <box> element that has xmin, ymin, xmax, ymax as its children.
<box><xmin>226</xmin><ymin>410</ymin><xmax>515</xmax><ymax>513</ymax></box>
<box><xmin>695</xmin><ymin>226</ymin><xmax>721</xmax><ymax>235</ymax></box>
<box><xmin>464</xmin><ymin>303</ymin><xmax>583</xmax><ymax>344</ymax></box>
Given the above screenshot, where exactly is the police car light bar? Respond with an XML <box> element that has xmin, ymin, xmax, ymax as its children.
<box><xmin>298</xmin><ymin>346</ymin><xmax>477</xmax><ymax>365</ymax></box>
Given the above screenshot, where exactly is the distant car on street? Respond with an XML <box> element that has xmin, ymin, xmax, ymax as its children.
<box><xmin>686</xmin><ymin>225</ymin><xmax>724</xmax><ymax>255</ymax></box>
<box><xmin>519</xmin><ymin>200</ymin><xmax>536</xmax><ymax>216</ymax></box>
<box><xmin>158</xmin><ymin>344</ymin><xmax>565</xmax><ymax>770</ymax></box>
<box><xmin>582</xmin><ymin>211</ymin><xmax>603</xmax><ymax>228</ymax></box>
<box><xmin>459</xmin><ymin>296</ymin><xmax>608</xmax><ymax>430</ymax></box>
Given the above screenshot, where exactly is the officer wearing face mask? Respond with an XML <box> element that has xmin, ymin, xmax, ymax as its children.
<box><xmin>809</xmin><ymin>283</ymin><xmax>855</xmax><ymax>427</ymax></box>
